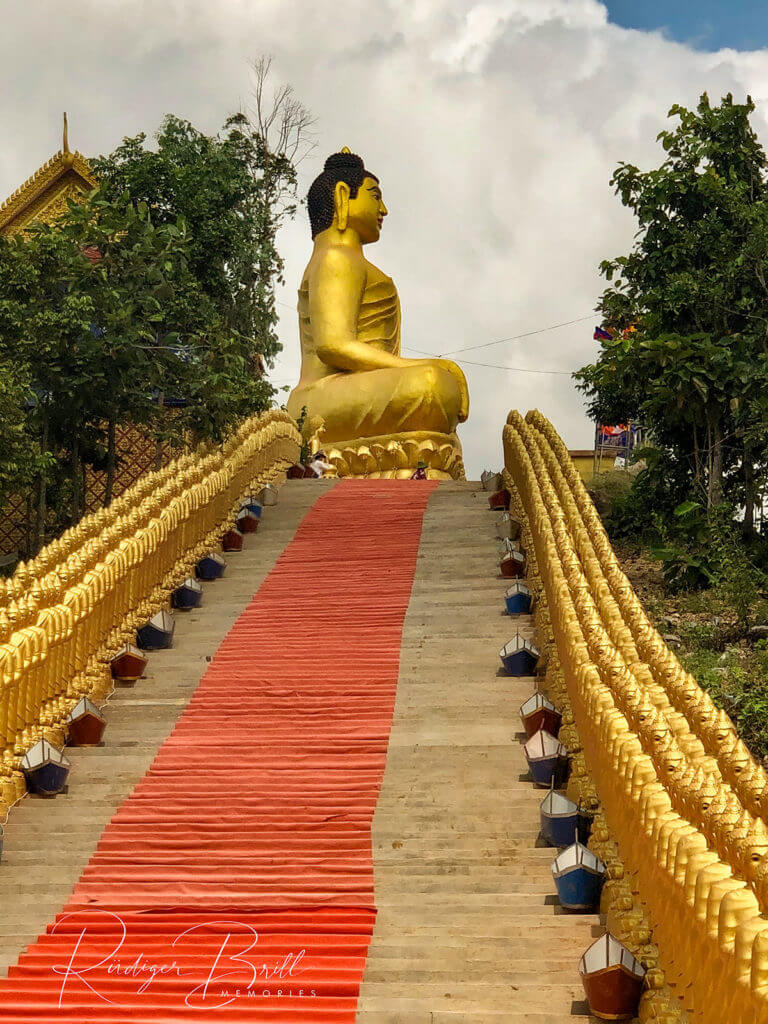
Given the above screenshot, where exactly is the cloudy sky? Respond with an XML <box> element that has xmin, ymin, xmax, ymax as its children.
<box><xmin>2</xmin><ymin>1</ymin><xmax>768</xmax><ymax>476</ymax></box>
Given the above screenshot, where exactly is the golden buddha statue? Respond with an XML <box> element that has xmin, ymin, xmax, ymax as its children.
<box><xmin>286</xmin><ymin>149</ymin><xmax>468</xmax><ymax>479</ymax></box>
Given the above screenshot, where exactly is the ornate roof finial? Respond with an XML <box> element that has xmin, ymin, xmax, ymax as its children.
<box><xmin>63</xmin><ymin>112</ymin><xmax>69</xmax><ymax>154</ymax></box>
<box><xmin>340</xmin><ymin>146</ymin><xmax>351</xmax><ymax>154</ymax></box>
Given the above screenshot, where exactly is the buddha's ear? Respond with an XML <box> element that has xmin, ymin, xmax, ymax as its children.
<box><xmin>334</xmin><ymin>181</ymin><xmax>350</xmax><ymax>232</ymax></box>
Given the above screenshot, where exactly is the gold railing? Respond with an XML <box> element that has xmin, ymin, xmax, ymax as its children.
<box><xmin>0</xmin><ymin>409</ymin><xmax>300</xmax><ymax>814</ymax></box>
<box><xmin>504</xmin><ymin>409</ymin><xmax>768</xmax><ymax>1024</ymax></box>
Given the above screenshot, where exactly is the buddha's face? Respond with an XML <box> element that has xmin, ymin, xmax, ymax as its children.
<box><xmin>346</xmin><ymin>176</ymin><xmax>388</xmax><ymax>244</ymax></box>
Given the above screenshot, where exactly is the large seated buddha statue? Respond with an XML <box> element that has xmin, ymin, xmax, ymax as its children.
<box><xmin>286</xmin><ymin>149</ymin><xmax>468</xmax><ymax>479</ymax></box>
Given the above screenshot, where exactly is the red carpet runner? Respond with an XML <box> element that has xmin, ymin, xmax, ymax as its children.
<box><xmin>0</xmin><ymin>479</ymin><xmax>437</xmax><ymax>1022</ymax></box>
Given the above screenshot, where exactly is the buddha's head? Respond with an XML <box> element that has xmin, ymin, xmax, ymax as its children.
<box><xmin>308</xmin><ymin>149</ymin><xmax>387</xmax><ymax>243</ymax></box>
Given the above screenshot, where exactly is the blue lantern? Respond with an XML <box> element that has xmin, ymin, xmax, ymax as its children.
<box><xmin>22</xmin><ymin>739</ymin><xmax>71</xmax><ymax>796</ymax></box>
<box><xmin>551</xmin><ymin>840</ymin><xmax>606</xmax><ymax>911</ymax></box>
<box><xmin>137</xmin><ymin>609</ymin><xmax>175</xmax><ymax>651</ymax></box>
<box><xmin>171</xmin><ymin>577</ymin><xmax>203</xmax><ymax>611</ymax></box>
<box><xmin>240</xmin><ymin>498</ymin><xmax>262</xmax><ymax>519</ymax></box>
<box><xmin>196</xmin><ymin>552</ymin><xmax>226</xmax><ymax>581</ymax></box>
<box><xmin>539</xmin><ymin>787</ymin><xmax>591</xmax><ymax>847</ymax></box>
<box><xmin>523</xmin><ymin>728</ymin><xmax>569</xmax><ymax>787</ymax></box>
<box><xmin>505</xmin><ymin>582</ymin><xmax>534</xmax><ymax>616</ymax></box>
<box><xmin>499</xmin><ymin>633</ymin><xmax>539</xmax><ymax>676</ymax></box>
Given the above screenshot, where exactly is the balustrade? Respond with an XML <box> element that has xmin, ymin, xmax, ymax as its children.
<box><xmin>0</xmin><ymin>410</ymin><xmax>300</xmax><ymax>813</ymax></box>
<box><xmin>504</xmin><ymin>409</ymin><xmax>768</xmax><ymax>1023</ymax></box>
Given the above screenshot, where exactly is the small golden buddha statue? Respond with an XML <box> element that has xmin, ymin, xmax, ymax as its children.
<box><xmin>287</xmin><ymin>149</ymin><xmax>468</xmax><ymax>479</ymax></box>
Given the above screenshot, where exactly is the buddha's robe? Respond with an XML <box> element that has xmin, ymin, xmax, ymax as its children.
<box><xmin>287</xmin><ymin>260</ymin><xmax>464</xmax><ymax>443</ymax></box>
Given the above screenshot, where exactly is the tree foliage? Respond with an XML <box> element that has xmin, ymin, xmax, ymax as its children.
<box><xmin>576</xmin><ymin>93</ymin><xmax>768</xmax><ymax>525</ymax></box>
<box><xmin>0</xmin><ymin>72</ymin><xmax>311</xmax><ymax>555</ymax></box>
<box><xmin>90</xmin><ymin>105</ymin><xmax>306</xmax><ymax>366</ymax></box>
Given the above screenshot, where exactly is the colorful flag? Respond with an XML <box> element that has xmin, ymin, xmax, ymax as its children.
<box><xmin>593</xmin><ymin>326</ymin><xmax>613</xmax><ymax>340</ymax></box>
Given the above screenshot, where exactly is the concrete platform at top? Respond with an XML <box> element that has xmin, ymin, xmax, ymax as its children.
<box><xmin>0</xmin><ymin>478</ymin><xmax>599</xmax><ymax>1022</ymax></box>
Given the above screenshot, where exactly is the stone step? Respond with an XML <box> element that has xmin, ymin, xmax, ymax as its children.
<box><xmin>355</xmin><ymin>484</ymin><xmax>600</xmax><ymax>1022</ymax></box>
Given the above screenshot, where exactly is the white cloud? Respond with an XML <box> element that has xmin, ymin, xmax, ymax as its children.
<box><xmin>2</xmin><ymin>1</ymin><xmax>768</xmax><ymax>475</ymax></box>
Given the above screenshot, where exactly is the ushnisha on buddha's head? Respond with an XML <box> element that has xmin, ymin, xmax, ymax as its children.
<box><xmin>307</xmin><ymin>149</ymin><xmax>387</xmax><ymax>244</ymax></box>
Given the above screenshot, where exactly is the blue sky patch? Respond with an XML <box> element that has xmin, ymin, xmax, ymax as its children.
<box><xmin>605</xmin><ymin>1</ymin><xmax>768</xmax><ymax>52</ymax></box>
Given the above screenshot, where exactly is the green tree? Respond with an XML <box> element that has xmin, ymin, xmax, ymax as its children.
<box><xmin>0</xmin><ymin>72</ymin><xmax>312</xmax><ymax>554</ymax></box>
<box><xmin>0</xmin><ymin>359</ymin><xmax>41</xmax><ymax>511</ymax></box>
<box><xmin>58</xmin><ymin>190</ymin><xmax>203</xmax><ymax>504</ymax></box>
<box><xmin>0</xmin><ymin>227</ymin><xmax>99</xmax><ymax>548</ymax></box>
<box><xmin>0</xmin><ymin>187</ymin><xmax>273</xmax><ymax>548</ymax></box>
<box><xmin>577</xmin><ymin>93</ymin><xmax>768</xmax><ymax>525</ymax></box>
<box><xmin>89</xmin><ymin>64</ymin><xmax>313</xmax><ymax>370</ymax></box>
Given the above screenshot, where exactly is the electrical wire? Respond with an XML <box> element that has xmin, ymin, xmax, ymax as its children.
<box><xmin>273</xmin><ymin>299</ymin><xmax>595</xmax><ymax>374</ymax></box>
<box><xmin>435</xmin><ymin>313</ymin><xmax>596</xmax><ymax>356</ymax></box>
<box><xmin>405</xmin><ymin>347</ymin><xmax>574</xmax><ymax>374</ymax></box>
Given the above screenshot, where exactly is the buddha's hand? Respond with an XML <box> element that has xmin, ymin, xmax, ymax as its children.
<box><xmin>430</xmin><ymin>358</ymin><xmax>469</xmax><ymax>423</ymax></box>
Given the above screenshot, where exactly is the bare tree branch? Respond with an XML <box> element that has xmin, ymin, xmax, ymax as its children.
<box><xmin>248</xmin><ymin>55</ymin><xmax>317</xmax><ymax>172</ymax></box>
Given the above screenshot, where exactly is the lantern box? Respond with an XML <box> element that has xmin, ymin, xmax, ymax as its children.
<box><xmin>551</xmin><ymin>841</ymin><xmax>606</xmax><ymax>911</ymax></box>
<box><xmin>110</xmin><ymin>643</ymin><xmax>147</xmax><ymax>684</ymax></box>
<box><xmin>67</xmin><ymin>698</ymin><xmax>106</xmax><ymax>746</ymax></box>
<box><xmin>505</xmin><ymin>582</ymin><xmax>534</xmax><ymax>616</ymax></box>
<box><xmin>496</xmin><ymin>512</ymin><xmax>522</xmax><ymax>541</ymax></box>
<box><xmin>240</xmin><ymin>498</ymin><xmax>262</xmax><ymax>519</ymax></box>
<box><xmin>500</xmin><ymin>550</ymin><xmax>526</xmax><ymax>579</ymax></box>
<box><xmin>171</xmin><ymin>577</ymin><xmax>203</xmax><ymax>611</ymax></box>
<box><xmin>195</xmin><ymin>552</ymin><xmax>226</xmax><ymax>581</ymax></box>
<box><xmin>22</xmin><ymin>739</ymin><xmax>71</xmax><ymax>796</ymax></box>
<box><xmin>498</xmin><ymin>537</ymin><xmax>522</xmax><ymax>557</ymax></box>
<box><xmin>137</xmin><ymin>609</ymin><xmax>175</xmax><ymax>651</ymax></box>
<box><xmin>579</xmin><ymin>934</ymin><xmax>645</xmax><ymax>1021</ymax></box>
<box><xmin>499</xmin><ymin>634</ymin><xmax>540</xmax><ymax>676</ymax></box>
<box><xmin>258</xmin><ymin>483</ymin><xmax>279</xmax><ymax>506</ymax></box>
<box><xmin>519</xmin><ymin>691</ymin><xmax>561</xmax><ymax>737</ymax></box>
<box><xmin>488</xmin><ymin>488</ymin><xmax>510</xmax><ymax>511</ymax></box>
<box><xmin>481</xmin><ymin>469</ymin><xmax>503</xmax><ymax>492</ymax></box>
<box><xmin>222</xmin><ymin>528</ymin><xmax>244</xmax><ymax>552</ymax></box>
<box><xmin>236</xmin><ymin>508</ymin><xmax>259</xmax><ymax>534</ymax></box>
<box><xmin>539</xmin><ymin>787</ymin><xmax>590</xmax><ymax>847</ymax></box>
<box><xmin>523</xmin><ymin>728</ymin><xmax>569</xmax><ymax>788</ymax></box>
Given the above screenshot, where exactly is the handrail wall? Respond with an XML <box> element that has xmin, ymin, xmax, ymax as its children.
<box><xmin>504</xmin><ymin>409</ymin><xmax>768</xmax><ymax>1024</ymax></box>
<box><xmin>0</xmin><ymin>409</ymin><xmax>300</xmax><ymax>811</ymax></box>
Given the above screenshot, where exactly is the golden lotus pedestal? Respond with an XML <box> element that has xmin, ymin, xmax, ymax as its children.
<box><xmin>322</xmin><ymin>430</ymin><xmax>465</xmax><ymax>480</ymax></box>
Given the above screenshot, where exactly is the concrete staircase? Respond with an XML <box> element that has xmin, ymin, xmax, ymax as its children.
<box><xmin>0</xmin><ymin>482</ymin><xmax>333</xmax><ymax>975</ymax></box>
<box><xmin>0</xmin><ymin>480</ymin><xmax>599</xmax><ymax>1021</ymax></box>
<box><xmin>356</xmin><ymin>482</ymin><xmax>600</xmax><ymax>1021</ymax></box>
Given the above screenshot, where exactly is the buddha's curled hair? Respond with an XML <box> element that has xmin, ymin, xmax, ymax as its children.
<box><xmin>307</xmin><ymin>151</ymin><xmax>378</xmax><ymax>238</ymax></box>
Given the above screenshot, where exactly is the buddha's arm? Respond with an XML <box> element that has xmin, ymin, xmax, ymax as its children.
<box><xmin>310</xmin><ymin>248</ymin><xmax>414</xmax><ymax>373</ymax></box>
<box><xmin>310</xmin><ymin>247</ymin><xmax>469</xmax><ymax>422</ymax></box>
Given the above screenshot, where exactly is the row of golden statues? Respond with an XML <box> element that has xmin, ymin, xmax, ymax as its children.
<box><xmin>504</xmin><ymin>410</ymin><xmax>768</xmax><ymax>1024</ymax></box>
<box><xmin>0</xmin><ymin>410</ymin><xmax>300</xmax><ymax>813</ymax></box>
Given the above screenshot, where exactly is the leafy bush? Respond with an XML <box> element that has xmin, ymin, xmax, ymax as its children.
<box><xmin>586</xmin><ymin>470</ymin><xmax>633</xmax><ymax>521</ymax></box>
<box><xmin>683</xmin><ymin>641</ymin><xmax>768</xmax><ymax>762</ymax></box>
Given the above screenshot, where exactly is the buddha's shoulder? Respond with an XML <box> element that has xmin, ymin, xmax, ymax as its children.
<box><xmin>306</xmin><ymin>245</ymin><xmax>366</xmax><ymax>279</ymax></box>
<box><xmin>302</xmin><ymin>248</ymin><xmax>395</xmax><ymax>300</ymax></box>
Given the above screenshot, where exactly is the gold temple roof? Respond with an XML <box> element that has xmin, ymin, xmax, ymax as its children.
<box><xmin>0</xmin><ymin>116</ymin><xmax>97</xmax><ymax>236</ymax></box>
